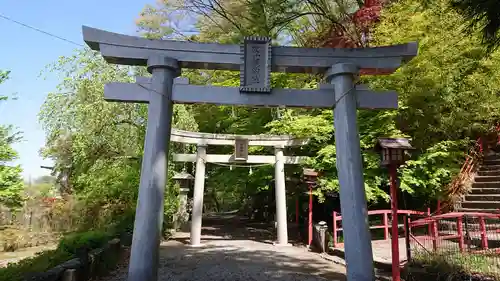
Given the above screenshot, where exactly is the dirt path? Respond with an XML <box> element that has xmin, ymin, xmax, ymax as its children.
<box><xmin>100</xmin><ymin>216</ymin><xmax>347</xmax><ymax>281</ymax></box>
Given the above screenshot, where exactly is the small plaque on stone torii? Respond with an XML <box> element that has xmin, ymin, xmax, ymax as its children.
<box><xmin>240</xmin><ymin>36</ymin><xmax>272</xmax><ymax>93</ymax></box>
<box><xmin>234</xmin><ymin>138</ymin><xmax>249</xmax><ymax>161</ymax></box>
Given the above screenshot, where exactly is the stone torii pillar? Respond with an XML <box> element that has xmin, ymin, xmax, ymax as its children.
<box><xmin>327</xmin><ymin>63</ymin><xmax>373</xmax><ymax>279</ymax></box>
<box><xmin>190</xmin><ymin>144</ymin><xmax>206</xmax><ymax>246</ymax></box>
<box><xmin>274</xmin><ymin>146</ymin><xmax>288</xmax><ymax>245</ymax></box>
<box><xmin>127</xmin><ymin>57</ymin><xmax>179</xmax><ymax>281</ymax></box>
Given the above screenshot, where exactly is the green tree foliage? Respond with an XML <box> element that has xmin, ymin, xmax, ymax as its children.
<box><xmin>39</xmin><ymin>0</ymin><xmax>500</xmax><ymax>223</ymax></box>
<box><xmin>165</xmin><ymin>0</ymin><xmax>500</xmax><ymax>204</ymax></box>
<box><xmin>370</xmin><ymin>0</ymin><xmax>500</xmax><ymax>198</ymax></box>
<box><xmin>451</xmin><ymin>0</ymin><xmax>500</xmax><ymax>50</ymax></box>
<box><xmin>24</xmin><ymin>175</ymin><xmax>58</xmax><ymax>199</ymax></box>
<box><xmin>0</xmin><ymin>70</ymin><xmax>24</xmax><ymax>209</ymax></box>
<box><xmin>39</xmin><ymin>50</ymin><xmax>197</xmax><ymax>229</ymax></box>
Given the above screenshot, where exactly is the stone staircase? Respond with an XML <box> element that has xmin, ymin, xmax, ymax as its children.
<box><xmin>458</xmin><ymin>153</ymin><xmax>500</xmax><ymax>213</ymax></box>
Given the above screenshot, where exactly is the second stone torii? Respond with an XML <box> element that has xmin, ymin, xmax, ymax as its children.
<box><xmin>169</xmin><ymin>129</ymin><xmax>309</xmax><ymax>246</ymax></box>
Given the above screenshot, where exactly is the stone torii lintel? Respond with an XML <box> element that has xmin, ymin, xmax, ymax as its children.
<box><xmin>104</xmin><ymin>76</ymin><xmax>399</xmax><ymax>109</ymax></box>
<box><xmin>170</xmin><ymin>129</ymin><xmax>308</xmax><ymax>147</ymax></box>
<box><xmin>82</xmin><ymin>26</ymin><xmax>417</xmax><ymax>74</ymax></box>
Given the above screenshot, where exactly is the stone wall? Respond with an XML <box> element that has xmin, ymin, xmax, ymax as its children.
<box><xmin>25</xmin><ymin>238</ymin><xmax>123</xmax><ymax>281</ymax></box>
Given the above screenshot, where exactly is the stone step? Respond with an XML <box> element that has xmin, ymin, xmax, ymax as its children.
<box><xmin>483</xmin><ymin>159</ymin><xmax>500</xmax><ymax>165</ymax></box>
<box><xmin>461</xmin><ymin>201</ymin><xmax>500</xmax><ymax>209</ymax></box>
<box><xmin>478</xmin><ymin>170</ymin><xmax>500</xmax><ymax>176</ymax></box>
<box><xmin>465</xmin><ymin>194</ymin><xmax>500</xmax><ymax>201</ymax></box>
<box><xmin>470</xmin><ymin>188</ymin><xmax>500</xmax><ymax>194</ymax></box>
<box><xmin>471</xmin><ymin>182</ymin><xmax>500</xmax><ymax>189</ymax></box>
<box><xmin>479</xmin><ymin>164</ymin><xmax>500</xmax><ymax>171</ymax></box>
<box><xmin>456</xmin><ymin>207</ymin><xmax>500</xmax><ymax>213</ymax></box>
<box><xmin>474</xmin><ymin>175</ymin><xmax>500</xmax><ymax>182</ymax></box>
<box><xmin>484</xmin><ymin>154</ymin><xmax>500</xmax><ymax>161</ymax></box>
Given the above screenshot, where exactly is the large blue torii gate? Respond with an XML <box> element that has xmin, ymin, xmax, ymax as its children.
<box><xmin>82</xmin><ymin>26</ymin><xmax>417</xmax><ymax>281</ymax></box>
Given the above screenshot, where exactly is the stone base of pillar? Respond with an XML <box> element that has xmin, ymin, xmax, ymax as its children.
<box><xmin>188</xmin><ymin>243</ymin><xmax>205</xmax><ymax>248</ymax></box>
<box><xmin>272</xmin><ymin>242</ymin><xmax>292</xmax><ymax>247</ymax></box>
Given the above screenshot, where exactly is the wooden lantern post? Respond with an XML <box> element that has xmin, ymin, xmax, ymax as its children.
<box><xmin>303</xmin><ymin>168</ymin><xmax>318</xmax><ymax>248</ymax></box>
<box><xmin>375</xmin><ymin>138</ymin><xmax>414</xmax><ymax>281</ymax></box>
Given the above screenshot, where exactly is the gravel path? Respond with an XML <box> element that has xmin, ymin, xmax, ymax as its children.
<box><xmin>100</xmin><ymin>218</ymin><xmax>347</xmax><ymax>281</ymax></box>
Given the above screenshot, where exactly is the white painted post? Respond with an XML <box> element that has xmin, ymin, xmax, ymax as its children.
<box><xmin>127</xmin><ymin>57</ymin><xmax>179</xmax><ymax>281</ymax></box>
<box><xmin>327</xmin><ymin>63</ymin><xmax>375</xmax><ymax>281</ymax></box>
<box><xmin>190</xmin><ymin>145</ymin><xmax>207</xmax><ymax>246</ymax></box>
<box><xmin>274</xmin><ymin>146</ymin><xmax>289</xmax><ymax>246</ymax></box>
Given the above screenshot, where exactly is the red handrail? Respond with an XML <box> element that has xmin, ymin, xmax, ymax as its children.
<box><xmin>409</xmin><ymin>212</ymin><xmax>500</xmax><ymax>252</ymax></box>
<box><xmin>331</xmin><ymin>209</ymin><xmax>427</xmax><ymax>248</ymax></box>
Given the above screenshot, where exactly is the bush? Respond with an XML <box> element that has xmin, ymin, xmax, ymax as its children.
<box><xmin>58</xmin><ymin>230</ymin><xmax>112</xmax><ymax>255</ymax></box>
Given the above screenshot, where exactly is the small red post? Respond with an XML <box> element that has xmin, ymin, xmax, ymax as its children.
<box><xmin>403</xmin><ymin>214</ymin><xmax>407</xmax><ymax>238</ymax></box>
<box><xmin>427</xmin><ymin>208</ymin><xmax>432</xmax><ymax>236</ymax></box>
<box><xmin>497</xmin><ymin>124</ymin><xmax>500</xmax><ymax>144</ymax></box>
<box><xmin>457</xmin><ymin>216</ymin><xmax>464</xmax><ymax>252</ymax></box>
<box><xmin>333</xmin><ymin>211</ymin><xmax>338</xmax><ymax>248</ymax></box>
<box><xmin>295</xmin><ymin>198</ymin><xmax>299</xmax><ymax>224</ymax></box>
<box><xmin>479</xmin><ymin>216</ymin><xmax>488</xmax><ymax>249</ymax></box>
<box><xmin>383</xmin><ymin>212</ymin><xmax>389</xmax><ymax>240</ymax></box>
<box><xmin>389</xmin><ymin>164</ymin><xmax>400</xmax><ymax>281</ymax></box>
<box><xmin>308</xmin><ymin>184</ymin><xmax>313</xmax><ymax>247</ymax></box>
<box><xmin>436</xmin><ymin>200</ymin><xmax>441</xmax><ymax>215</ymax></box>
<box><xmin>431</xmin><ymin>219</ymin><xmax>438</xmax><ymax>251</ymax></box>
<box><xmin>408</xmin><ymin>216</ymin><xmax>412</xmax><ymax>235</ymax></box>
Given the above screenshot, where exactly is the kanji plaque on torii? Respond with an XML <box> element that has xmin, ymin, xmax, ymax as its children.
<box><xmin>234</xmin><ymin>138</ymin><xmax>249</xmax><ymax>161</ymax></box>
<box><xmin>240</xmin><ymin>36</ymin><xmax>272</xmax><ymax>93</ymax></box>
<box><xmin>82</xmin><ymin>26</ymin><xmax>417</xmax><ymax>281</ymax></box>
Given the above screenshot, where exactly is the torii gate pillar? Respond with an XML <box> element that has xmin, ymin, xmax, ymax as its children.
<box><xmin>190</xmin><ymin>144</ymin><xmax>207</xmax><ymax>246</ymax></box>
<box><xmin>127</xmin><ymin>57</ymin><xmax>179</xmax><ymax>281</ymax></box>
<box><xmin>327</xmin><ymin>63</ymin><xmax>374</xmax><ymax>280</ymax></box>
<box><xmin>274</xmin><ymin>146</ymin><xmax>288</xmax><ymax>246</ymax></box>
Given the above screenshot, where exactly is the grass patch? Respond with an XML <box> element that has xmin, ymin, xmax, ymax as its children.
<box><xmin>0</xmin><ymin>230</ymin><xmax>115</xmax><ymax>281</ymax></box>
<box><xmin>0</xmin><ymin>226</ymin><xmax>59</xmax><ymax>252</ymax></box>
<box><xmin>410</xmin><ymin>249</ymin><xmax>500</xmax><ymax>280</ymax></box>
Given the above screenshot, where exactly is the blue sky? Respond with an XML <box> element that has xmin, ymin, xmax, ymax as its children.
<box><xmin>0</xmin><ymin>0</ymin><xmax>151</xmax><ymax>180</ymax></box>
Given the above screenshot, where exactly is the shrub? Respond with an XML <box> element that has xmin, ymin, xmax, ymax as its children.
<box><xmin>58</xmin><ymin>230</ymin><xmax>112</xmax><ymax>255</ymax></box>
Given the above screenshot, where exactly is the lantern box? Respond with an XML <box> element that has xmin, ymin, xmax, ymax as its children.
<box><xmin>302</xmin><ymin>168</ymin><xmax>319</xmax><ymax>184</ymax></box>
<box><xmin>172</xmin><ymin>171</ymin><xmax>195</xmax><ymax>190</ymax></box>
<box><xmin>375</xmin><ymin>138</ymin><xmax>414</xmax><ymax>166</ymax></box>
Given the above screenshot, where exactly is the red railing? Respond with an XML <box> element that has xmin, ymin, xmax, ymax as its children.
<box><xmin>331</xmin><ymin>209</ymin><xmax>427</xmax><ymax>248</ymax></box>
<box><xmin>410</xmin><ymin>212</ymin><xmax>500</xmax><ymax>252</ymax></box>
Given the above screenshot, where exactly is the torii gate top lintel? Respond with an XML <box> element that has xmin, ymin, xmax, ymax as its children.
<box><xmin>171</xmin><ymin>129</ymin><xmax>308</xmax><ymax>147</ymax></box>
<box><xmin>82</xmin><ymin>26</ymin><xmax>417</xmax><ymax>74</ymax></box>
